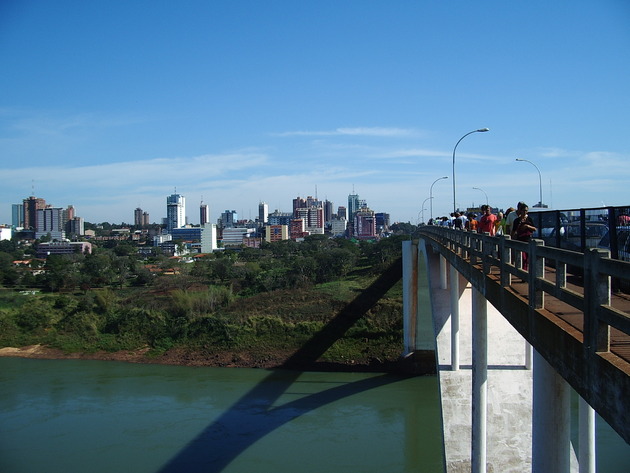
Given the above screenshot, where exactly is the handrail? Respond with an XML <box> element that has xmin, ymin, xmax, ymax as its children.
<box><xmin>417</xmin><ymin>225</ymin><xmax>630</xmax><ymax>356</ymax></box>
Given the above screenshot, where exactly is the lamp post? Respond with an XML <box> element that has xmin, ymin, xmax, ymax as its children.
<box><xmin>472</xmin><ymin>186</ymin><xmax>488</xmax><ymax>206</ymax></box>
<box><xmin>515</xmin><ymin>158</ymin><xmax>543</xmax><ymax>207</ymax></box>
<box><xmin>430</xmin><ymin>176</ymin><xmax>448</xmax><ymax>222</ymax></box>
<box><xmin>421</xmin><ymin>196</ymin><xmax>433</xmax><ymax>224</ymax></box>
<box><xmin>452</xmin><ymin>128</ymin><xmax>490</xmax><ymax>214</ymax></box>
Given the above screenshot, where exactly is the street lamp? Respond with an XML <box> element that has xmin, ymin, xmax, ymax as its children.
<box><xmin>515</xmin><ymin>158</ymin><xmax>543</xmax><ymax>207</ymax></box>
<box><xmin>430</xmin><ymin>176</ymin><xmax>448</xmax><ymax>222</ymax></box>
<box><xmin>421</xmin><ymin>196</ymin><xmax>433</xmax><ymax>224</ymax></box>
<box><xmin>452</xmin><ymin>128</ymin><xmax>490</xmax><ymax>214</ymax></box>
<box><xmin>472</xmin><ymin>187</ymin><xmax>488</xmax><ymax>206</ymax></box>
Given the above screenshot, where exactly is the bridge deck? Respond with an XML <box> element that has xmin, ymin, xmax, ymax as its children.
<box><xmin>485</xmin><ymin>265</ymin><xmax>630</xmax><ymax>367</ymax></box>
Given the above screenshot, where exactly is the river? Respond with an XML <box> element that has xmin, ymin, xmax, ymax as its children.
<box><xmin>0</xmin><ymin>358</ymin><xmax>445</xmax><ymax>473</ymax></box>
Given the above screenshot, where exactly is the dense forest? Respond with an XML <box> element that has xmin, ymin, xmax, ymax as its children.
<box><xmin>0</xmin><ymin>229</ymin><xmax>415</xmax><ymax>370</ymax></box>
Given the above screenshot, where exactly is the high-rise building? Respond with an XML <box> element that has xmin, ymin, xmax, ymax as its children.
<box><xmin>348</xmin><ymin>193</ymin><xmax>360</xmax><ymax>221</ymax></box>
<box><xmin>337</xmin><ymin>206</ymin><xmax>348</xmax><ymax>220</ymax></box>
<box><xmin>67</xmin><ymin>217</ymin><xmax>84</xmax><ymax>237</ymax></box>
<box><xmin>36</xmin><ymin>207</ymin><xmax>65</xmax><ymax>240</ymax></box>
<box><xmin>200</xmin><ymin>223</ymin><xmax>218</xmax><ymax>253</ymax></box>
<box><xmin>265</xmin><ymin>224</ymin><xmax>288</xmax><ymax>242</ymax></box>
<box><xmin>134</xmin><ymin>208</ymin><xmax>144</xmax><ymax>226</ymax></box>
<box><xmin>295</xmin><ymin>206</ymin><xmax>324</xmax><ymax>234</ymax></box>
<box><xmin>200</xmin><ymin>202</ymin><xmax>209</xmax><ymax>226</ymax></box>
<box><xmin>220</xmin><ymin>210</ymin><xmax>238</xmax><ymax>228</ymax></box>
<box><xmin>258</xmin><ymin>201</ymin><xmax>268</xmax><ymax>224</ymax></box>
<box><xmin>23</xmin><ymin>196</ymin><xmax>47</xmax><ymax>230</ymax></box>
<box><xmin>12</xmin><ymin>204</ymin><xmax>24</xmax><ymax>229</ymax></box>
<box><xmin>354</xmin><ymin>207</ymin><xmax>377</xmax><ymax>239</ymax></box>
<box><xmin>323</xmin><ymin>199</ymin><xmax>333</xmax><ymax>223</ymax></box>
<box><xmin>166</xmin><ymin>193</ymin><xmax>186</xmax><ymax>231</ymax></box>
<box><xmin>292</xmin><ymin>196</ymin><xmax>307</xmax><ymax>216</ymax></box>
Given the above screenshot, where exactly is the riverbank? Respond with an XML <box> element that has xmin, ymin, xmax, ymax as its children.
<box><xmin>0</xmin><ymin>344</ymin><xmax>434</xmax><ymax>374</ymax></box>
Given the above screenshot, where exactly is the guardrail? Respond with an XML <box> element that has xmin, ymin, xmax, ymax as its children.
<box><xmin>417</xmin><ymin>225</ymin><xmax>630</xmax><ymax>356</ymax></box>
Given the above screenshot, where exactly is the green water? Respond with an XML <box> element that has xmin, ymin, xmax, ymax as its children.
<box><xmin>0</xmin><ymin>358</ymin><xmax>445</xmax><ymax>473</ymax></box>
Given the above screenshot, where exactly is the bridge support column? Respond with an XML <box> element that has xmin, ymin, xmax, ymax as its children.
<box><xmin>450</xmin><ymin>265</ymin><xmax>460</xmax><ymax>371</ymax></box>
<box><xmin>471</xmin><ymin>287</ymin><xmax>487</xmax><ymax>473</ymax></box>
<box><xmin>532</xmin><ymin>350</ymin><xmax>571</xmax><ymax>473</ymax></box>
<box><xmin>579</xmin><ymin>397</ymin><xmax>596</xmax><ymax>473</ymax></box>
<box><xmin>440</xmin><ymin>255</ymin><xmax>448</xmax><ymax>290</ymax></box>
<box><xmin>402</xmin><ymin>240</ymin><xmax>417</xmax><ymax>355</ymax></box>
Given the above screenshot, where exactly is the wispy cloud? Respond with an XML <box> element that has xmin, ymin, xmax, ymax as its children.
<box><xmin>272</xmin><ymin>127</ymin><xmax>422</xmax><ymax>137</ymax></box>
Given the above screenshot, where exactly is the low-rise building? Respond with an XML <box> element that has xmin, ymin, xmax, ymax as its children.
<box><xmin>36</xmin><ymin>241</ymin><xmax>92</xmax><ymax>258</ymax></box>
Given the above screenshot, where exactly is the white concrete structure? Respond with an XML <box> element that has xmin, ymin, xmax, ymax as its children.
<box><xmin>201</xmin><ymin>223</ymin><xmax>218</xmax><ymax>253</ymax></box>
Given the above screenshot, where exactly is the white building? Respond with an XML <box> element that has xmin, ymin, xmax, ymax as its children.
<box><xmin>222</xmin><ymin>227</ymin><xmax>254</xmax><ymax>247</ymax></box>
<box><xmin>330</xmin><ymin>218</ymin><xmax>347</xmax><ymax>237</ymax></box>
<box><xmin>201</xmin><ymin>223</ymin><xmax>218</xmax><ymax>253</ymax></box>
<box><xmin>0</xmin><ymin>226</ymin><xmax>12</xmax><ymax>241</ymax></box>
<box><xmin>166</xmin><ymin>193</ymin><xmax>186</xmax><ymax>231</ymax></box>
<box><xmin>258</xmin><ymin>201</ymin><xmax>269</xmax><ymax>224</ymax></box>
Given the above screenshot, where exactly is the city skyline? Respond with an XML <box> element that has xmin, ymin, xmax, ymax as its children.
<box><xmin>1</xmin><ymin>1</ymin><xmax>629</xmax><ymax>225</ymax></box>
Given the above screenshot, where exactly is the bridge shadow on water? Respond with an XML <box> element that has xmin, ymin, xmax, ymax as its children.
<box><xmin>158</xmin><ymin>258</ymin><xmax>410</xmax><ymax>473</ymax></box>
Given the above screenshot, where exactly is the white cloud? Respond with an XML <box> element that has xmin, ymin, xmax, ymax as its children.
<box><xmin>272</xmin><ymin>127</ymin><xmax>422</xmax><ymax>137</ymax></box>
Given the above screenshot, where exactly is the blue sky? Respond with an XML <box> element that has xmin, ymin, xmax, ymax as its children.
<box><xmin>1</xmin><ymin>0</ymin><xmax>629</xmax><ymax>226</ymax></box>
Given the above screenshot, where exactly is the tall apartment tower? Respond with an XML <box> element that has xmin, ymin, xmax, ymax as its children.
<box><xmin>166</xmin><ymin>193</ymin><xmax>186</xmax><ymax>231</ymax></box>
<box><xmin>323</xmin><ymin>199</ymin><xmax>333</xmax><ymax>223</ymax></box>
<box><xmin>258</xmin><ymin>201</ymin><xmax>268</xmax><ymax>224</ymax></box>
<box><xmin>200</xmin><ymin>202</ymin><xmax>209</xmax><ymax>226</ymax></box>
<box><xmin>134</xmin><ymin>208</ymin><xmax>144</xmax><ymax>226</ymax></box>
<box><xmin>23</xmin><ymin>196</ymin><xmax>47</xmax><ymax>230</ymax></box>
<box><xmin>348</xmin><ymin>193</ymin><xmax>360</xmax><ymax>221</ymax></box>
<box><xmin>354</xmin><ymin>207</ymin><xmax>377</xmax><ymax>239</ymax></box>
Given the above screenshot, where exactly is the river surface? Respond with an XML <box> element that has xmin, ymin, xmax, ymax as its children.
<box><xmin>0</xmin><ymin>358</ymin><xmax>445</xmax><ymax>473</ymax></box>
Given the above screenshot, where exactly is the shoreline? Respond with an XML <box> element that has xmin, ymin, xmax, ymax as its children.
<box><xmin>0</xmin><ymin>344</ymin><xmax>435</xmax><ymax>374</ymax></box>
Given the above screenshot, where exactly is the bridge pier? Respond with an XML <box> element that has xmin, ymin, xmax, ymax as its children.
<box><xmin>449</xmin><ymin>265</ymin><xmax>460</xmax><ymax>371</ymax></box>
<box><xmin>472</xmin><ymin>287</ymin><xmax>488</xmax><ymax>473</ymax></box>
<box><xmin>579</xmin><ymin>398</ymin><xmax>596</xmax><ymax>473</ymax></box>
<box><xmin>532</xmin><ymin>349</ymin><xmax>572</xmax><ymax>473</ymax></box>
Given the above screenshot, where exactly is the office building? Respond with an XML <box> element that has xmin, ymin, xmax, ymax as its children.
<box><xmin>12</xmin><ymin>204</ymin><xmax>24</xmax><ymax>229</ymax></box>
<box><xmin>348</xmin><ymin>193</ymin><xmax>360</xmax><ymax>221</ymax></box>
<box><xmin>220</xmin><ymin>210</ymin><xmax>238</xmax><ymax>228</ymax></box>
<box><xmin>36</xmin><ymin>207</ymin><xmax>65</xmax><ymax>240</ymax></box>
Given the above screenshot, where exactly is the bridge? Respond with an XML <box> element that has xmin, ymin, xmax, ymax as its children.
<box><xmin>403</xmin><ymin>224</ymin><xmax>630</xmax><ymax>473</ymax></box>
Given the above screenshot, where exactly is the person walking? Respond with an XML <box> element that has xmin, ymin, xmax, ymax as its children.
<box><xmin>511</xmin><ymin>203</ymin><xmax>536</xmax><ymax>270</ymax></box>
<box><xmin>478</xmin><ymin>205</ymin><xmax>497</xmax><ymax>235</ymax></box>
